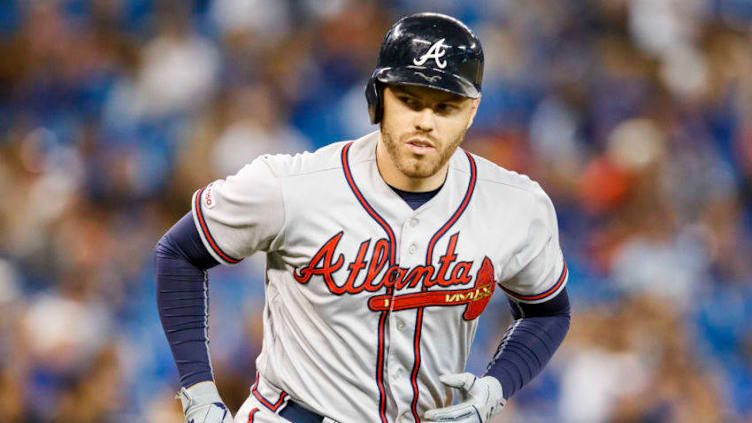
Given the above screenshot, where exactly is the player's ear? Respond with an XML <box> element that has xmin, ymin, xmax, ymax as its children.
<box><xmin>465</xmin><ymin>95</ymin><xmax>481</xmax><ymax>130</ymax></box>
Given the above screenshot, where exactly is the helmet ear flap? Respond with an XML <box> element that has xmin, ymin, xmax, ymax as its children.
<box><xmin>366</xmin><ymin>77</ymin><xmax>384</xmax><ymax>124</ymax></box>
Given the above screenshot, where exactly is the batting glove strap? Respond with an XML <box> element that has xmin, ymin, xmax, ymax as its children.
<box><xmin>177</xmin><ymin>382</ymin><xmax>233</xmax><ymax>423</ymax></box>
<box><xmin>423</xmin><ymin>373</ymin><xmax>505</xmax><ymax>423</ymax></box>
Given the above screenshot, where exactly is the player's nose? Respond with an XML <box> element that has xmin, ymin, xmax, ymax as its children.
<box><xmin>414</xmin><ymin>107</ymin><xmax>436</xmax><ymax>132</ymax></box>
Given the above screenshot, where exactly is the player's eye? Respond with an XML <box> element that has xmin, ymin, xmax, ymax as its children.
<box><xmin>435</xmin><ymin>103</ymin><xmax>456</xmax><ymax>114</ymax></box>
<box><xmin>399</xmin><ymin>96</ymin><xmax>422</xmax><ymax>110</ymax></box>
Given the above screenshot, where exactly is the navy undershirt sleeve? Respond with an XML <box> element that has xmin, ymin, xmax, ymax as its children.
<box><xmin>155</xmin><ymin>212</ymin><xmax>219</xmax><ymax>388</ymax></box>
<box><xmin>484</xmin><ymin>287</ymin><xmax>571</xmax><ymax>399</ymax></box>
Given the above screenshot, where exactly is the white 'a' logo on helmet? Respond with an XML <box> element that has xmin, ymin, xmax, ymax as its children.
<box><xmin>413</xmin><ymin>38</ymin><xmax>448</xmax><ymax>69</ymax></box>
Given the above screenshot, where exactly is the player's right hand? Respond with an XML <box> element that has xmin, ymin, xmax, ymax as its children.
<box><xmin>423</xmin><ymin>373</ymin><xmax>505</xmax><ymax>423</ymax></box>
<box><xmin>178</xmin><ymin>381</ymin><xmax>234</xmax><ymax>423</ymax></box>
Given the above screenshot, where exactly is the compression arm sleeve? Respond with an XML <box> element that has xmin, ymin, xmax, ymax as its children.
<box><xmin>155</xmin><ymin>212</ymin><xmax>219</xmax><ymax>388</ymax></box>
<box><xmin>484</xmin><ymin>287</ymin><xmax>571</xmax><ymax>399</ymax></box>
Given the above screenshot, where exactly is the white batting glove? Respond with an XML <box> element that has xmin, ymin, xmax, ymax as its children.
<box><xmin>178</xmin><ymin>381</ymin><xmax>234</xmax><ymax>423</ymax></box>
<box><xmin>423</xmin><ymin>373</ymin><xmax>505</xmax><ymax>423</ymax></box>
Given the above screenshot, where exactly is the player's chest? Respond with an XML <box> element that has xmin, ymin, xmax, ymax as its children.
<box><xmin>278</xmin><ymin>149</ymin><xmax>525</xmax><ymax>317</ymax></box>
<box><xmin>281</xmin><ymin>201</ymin><xmax>518</xmax><ymax>320</ymax></box>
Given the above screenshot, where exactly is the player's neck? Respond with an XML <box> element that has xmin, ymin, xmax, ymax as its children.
<box><xmin>375</xmin><ymin>139</ymin><xmax>449</xmax><ymax>192</ymax></box>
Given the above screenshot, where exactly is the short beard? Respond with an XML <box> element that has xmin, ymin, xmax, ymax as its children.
<box><xmin>380</xmin><ymin>127</ymin><xmax>466</xmax><ymax>179</ymax></box>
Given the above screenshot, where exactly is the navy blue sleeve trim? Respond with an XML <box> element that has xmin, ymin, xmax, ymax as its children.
<box><xmin>155</xmin><ymin>213</ymin><xmax>220</xmax><ymax>388</ymax></box>
<box><xmin>484</xmin><ymin>287</ymin><xmax>571</xmax><ymax>399</ymax></box>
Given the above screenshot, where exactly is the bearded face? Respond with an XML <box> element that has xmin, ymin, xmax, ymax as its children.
<box><xmin>378</xmin><ymin>85</ymin><xmax>479</xmax><ymax>189</ymax></box>
<box><xmin>380</xmin><ymin>122</ymin><xmax>465</xmax><ymax>179</ymax></box>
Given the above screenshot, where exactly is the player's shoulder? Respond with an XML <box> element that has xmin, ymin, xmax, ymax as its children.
<box><xmin>465</xmin><ymin>151</ymin><xmax>548</xmax><ymax>199</ymax></box>
<box><xmin>260</xmin><ymin>131</ymin><xmax>378</xmax><ymax>178</ymax></box>
<box><xmin>462</xmin><ymin>150</ymin><xmax>557</xmax><ymax>222</ymax></box>
<box><xmin>258</xmin><ymin>140</ymin><xmax>351</xmax><ymax>178</ymax></box>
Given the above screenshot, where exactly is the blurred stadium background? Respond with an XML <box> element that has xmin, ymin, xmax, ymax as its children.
<box><xmin>1</xmin><ymin>0</ymin><xmax>751</xmax><ymax>422</ymax></box>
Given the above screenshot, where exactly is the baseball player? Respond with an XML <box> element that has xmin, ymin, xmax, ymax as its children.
<box><xmin>155</xmin><ymin>13</ymin><xmax>571</xmax><ymax>423</ymax></box>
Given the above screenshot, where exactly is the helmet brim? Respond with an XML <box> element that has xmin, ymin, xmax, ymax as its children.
<box><xmin>375</xmin><ymin>66</ymin><xmax>480</xmax><ymax>99</ymax></box>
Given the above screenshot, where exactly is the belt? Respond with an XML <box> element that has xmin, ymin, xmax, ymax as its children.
<box><xmin>279</xmin><ymin>400</ymin><xmax>325</xmax><ymax>423</ymax></box>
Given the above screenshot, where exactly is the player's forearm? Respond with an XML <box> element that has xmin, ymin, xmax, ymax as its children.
<box><xmin>484</xmin><ymin>288</ymin><xmax>571</xmax><ymax>399</ymax></box>
<box><xmin>155</xmin><ymin>213</ymin><xmax>219</xmax><ymax>388</ymax></box>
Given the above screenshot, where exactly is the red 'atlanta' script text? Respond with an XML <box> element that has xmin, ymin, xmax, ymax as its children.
<box><xmin>293</xmin><ymin>232</ymin><xmax>476</xmax><ymax>295</ymax></box>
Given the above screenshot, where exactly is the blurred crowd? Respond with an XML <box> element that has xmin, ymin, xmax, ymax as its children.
<box><xmin>1</xmin><ymin>0</ymin><xmax>751</xmax><ymax>422</ymax></box>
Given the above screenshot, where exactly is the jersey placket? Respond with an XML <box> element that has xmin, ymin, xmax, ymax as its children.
<box><xmin>388</xmin><ymin>152</ymin><xmax>478</xmax><ymax>423</ymax></box>
<box><xmin>385</xmin><ymin>214</ymin><xmax>428</xmax><ymax>422</ymax></box>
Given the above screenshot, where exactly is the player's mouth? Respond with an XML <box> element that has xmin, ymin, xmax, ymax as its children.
<box><xmin>406</xmin><ymin>138</ymin><xmax>436</xmax><ymax>155</ymax></box>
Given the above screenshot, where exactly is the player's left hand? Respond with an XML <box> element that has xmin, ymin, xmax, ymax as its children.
<box><xmin>423</xmin><ymin>373</ymin><xmax>505</xmax><ymax>423</ymax></box>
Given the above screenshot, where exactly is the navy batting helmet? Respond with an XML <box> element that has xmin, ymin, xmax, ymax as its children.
<box><xmin>366</xmin><ymin>13</ymin><xmax>484</xmax><ymax>124</ymax></box>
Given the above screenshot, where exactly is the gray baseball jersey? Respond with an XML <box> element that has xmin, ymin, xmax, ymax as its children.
<box><xmin>191</xmin><ymin>131</ymin><xmax>567</xmax><ymax>423</ymax></box>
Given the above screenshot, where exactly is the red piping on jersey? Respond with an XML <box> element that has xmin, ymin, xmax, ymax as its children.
<box><xmin>501</xmin><ymin>260</ymin><xmax>568</xmax><ymax>301</ymax></box>
<box><xmin>341</xmin><ymin>143</ymin><xmax>397</xmax><ymax>264</ymax></box>
<box><xmin>247</xmin><ymin>408</ymin><xmax>259</xmax><ymax>423</ymax></box>
<box><xmin>251</xmin><ymin>372</ymin><xmax>288</xmax><ymax>412</ymax></box>
<box><xmin>424</xmin><ymin>152</ymin><xmax>478</xmax><ymax>264</ymax></box>
<box><xmin>194</xmin><ymin>187</ymin><xmax>242</xmax><ymax>264</ymax></box>
<box><xmin>341</xmin><ymin>142</ymin><xmax>396</xmax><ymax>423</ymax></box>
<box><xmin>409</xmin><ymin>151</ymin><xmax>477</xmax><ymax>423</ymax></box>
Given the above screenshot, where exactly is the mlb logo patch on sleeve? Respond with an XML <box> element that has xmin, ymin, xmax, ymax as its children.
<box><xmin>204</xmin><ymin>183</ymin><xmax>216</xmax><ymax>209</ymax></box>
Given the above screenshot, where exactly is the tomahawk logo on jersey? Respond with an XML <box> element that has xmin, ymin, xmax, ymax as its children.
<box><xmin>190</xmin><ymin>132</ymin><xmax>567</xmax><ymax>423</ymax></box>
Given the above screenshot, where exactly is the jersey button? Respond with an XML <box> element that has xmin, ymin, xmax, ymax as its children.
<box><xmin>395</xmin><ymin>368</ymin><xmax>404</xmax><ymax>378</ymax></box>
<box><xmin>408</xmin><ymin>244</ymin><xmax>417</xmax><ymax>254</ymax></box>
<box><xmin>409</xmin><ymin>218</ymin><xmax>418</xmax><ymax>227</ymax></box>
<box><xmin>396</xmin><ymin>320</ymin><xmax>406</xmax><ymax>330</ymax></box>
